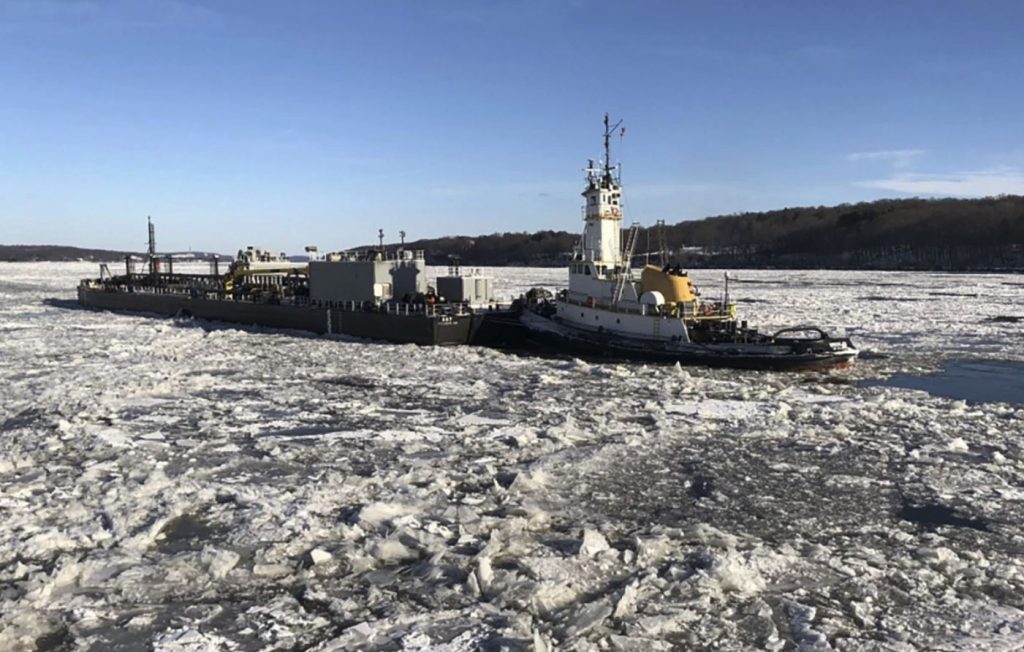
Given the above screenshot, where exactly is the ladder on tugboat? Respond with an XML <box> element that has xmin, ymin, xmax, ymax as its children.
<box><xmin>613</xmin><ymin>222</ymin><xmax>640</xmax><ymax>304</ymax></box>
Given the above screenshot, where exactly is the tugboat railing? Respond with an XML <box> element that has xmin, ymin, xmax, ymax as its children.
<box><xmin>560</xmin><ymin>294</ymin><xmax>735</xmax><ymax>321</ymax></box>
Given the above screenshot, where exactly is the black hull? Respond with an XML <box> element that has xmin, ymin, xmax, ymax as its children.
<box><xmin>475</xmin><ymin>307</ymin><xmax>857</xmax><ymax>371</ymax></box>
<box><xmin>468</xmin><ymin>308</ymin><xmax>530</xmax><ymax>348</ymax></box>
<box><xmin>76</xmin><ymin>289</ymin><xmax>855</xmax><ymax>369</ymax></box>
<box><xmin>77</xmin><ymin>288</ymin><xmax>474</xmax><ymax>346</ymax></box>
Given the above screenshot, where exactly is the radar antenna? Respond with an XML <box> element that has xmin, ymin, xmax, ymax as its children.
<box><xmin>602</xmin><ymin>112</ymin><xmax>624</xmax><ymax>184</ymax></box>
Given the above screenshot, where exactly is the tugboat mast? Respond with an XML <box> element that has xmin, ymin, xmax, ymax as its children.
<box><xmin>579</xmin><ymin>114</ymin><xmax>625</xmax><ymax>269</ymax></box>
<box><xmin>602</xmin><ymin>112</ymin><xmax>623</xmax><ymax>186</ymax></box>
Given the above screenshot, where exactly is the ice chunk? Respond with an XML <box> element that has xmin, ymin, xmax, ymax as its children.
<box><xmin>532</xmin><ymin>582</ymin><xmax>580</xmax><ymax>616</ymax></box>
<box><xmin>715</xmin><ymin>553</ymin><xmax>767</xmax><ymax>595</ymax></box>
<box><xmin>510</xmin><ymin>469</ymin><xmax>550</xmax><ymax>493</ymax></box>
<box><xmin>607</xmin><ymin>634</ymin><xmax>674</xmax><ymax>651</ymax></box>
<box><xmin>579</xmin><ymin>528</ymin><xmax>611</xmax><ymax>558</ymax></box>
<box><xmin>565</xmin><ymin>598</ymin><xmax>613</xmax><ymax>637</ymax></box>
<box><xmin>613</xmin><ymin>581</ymin><xmax>639</xmax><ymax>619</ymax></box>
<box><xmin>201</xmin><ymin>547</ymin><xmax>239</xmax><ymax>580</ymax></box>
<box><xmin>785</xmin><ymin>601</ymin><xmax>829</xmax><ymax>649</ymax></box>
<box><xmin>94</xmin><ymin>426</ymin><xmax>134</xmax><ymax>449</ymax></box>
<box><xmin>308</xmin><ymin>548</ymin><xmax>332</xmax><ymax>565</ymax></box>
<box><xmin>253</xmin><ymin>563</ymin><xmax>291</xmax><ymax>578</ymax></box>
<box><xmin>401</xmin><ymin>630</ymin><xmax>433</xmax><ymax>648</ymax></box>
<box><xmin>915</xmin><ymin>546</ymin><xmax>961</xmax><ymax>570</ymax></box>
<box><xmin>533</xmin><ymin>628</ymin><xmax>553</xmax><ymax>652</ymax></box>
<box><xmin>359</xmin><ymin>501</ymin><xmax>418</xmax><ymax>528</ymax></box>
<box><xmin>687</xmin><ymin>523</ymin><xmax>740</xmax><ymax>548</ymax></box>
<box><xmin>347</xmin><ymin>621</ymin><xmax>375</xmax><ymax>641</ymax></box>
<box><xmin>664</xmin><ymin>398</ymin><xmax>767</xmax><ymax>420</ymax></box>
<box><xmin>948</xmin><ymin>437</ymin><xmax>970</xmax><ymax>452</ymax></box>
<box><xmin>0</xmin><ymin>609</ymin><xmax>60</xmax><ymax>651</ymax></box>
<box><xmin>476</xmin><ymin>555</ymin><xmax>494</xmax><ymax>593</ymax></box>
<box><xmin>459</xmin><ymin>413</ymin><xmax>508</xmax><ymax>426</ymax></box>
<box><xmin>370</xmin><ymin>539</ymin><xmax>418</xmax><ymax>564</ymax></box>
<box><xmin>153</xmin><ymin>627</ymin><xmax>235</xmax><ymax>651</ymax></box>
<box><xmin>635</xmin><ymin>534</ymin><xmax>675</xmax><ymax>567</ymax></box>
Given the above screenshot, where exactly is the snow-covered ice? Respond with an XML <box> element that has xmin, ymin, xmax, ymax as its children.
<box><xmin>1</xmin><ymin>262</ymin><xmax>1024</xmax><ymax>651</ymax></box>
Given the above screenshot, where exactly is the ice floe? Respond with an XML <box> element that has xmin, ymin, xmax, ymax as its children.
<box><xmin>1</xmin><ymin>263</ymin><xmax>1023</xmax><ymax>650</ymax></box>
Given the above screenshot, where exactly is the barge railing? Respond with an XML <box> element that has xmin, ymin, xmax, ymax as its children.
<box><xmin>81</xmin><ymin>277</ymin><xmax>473</xmax><ymax>317</ymax></box>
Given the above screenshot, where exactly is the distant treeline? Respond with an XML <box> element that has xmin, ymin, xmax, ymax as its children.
<box><xmin>0</xmin><ymin>244</ymin><xmax>139</xmax><ymax>262</ymax></box>
<box><xmin>0</xmin><ymin>245</ymin><xmax>220</xmax><ymax>263</ymax></box>
<box><xmin>403</xmin><ymin>195</ymin><xmax>1024</xmax><ymax>270</ymax></box>
<box><xmin>7</xmin><ymin>196</ymin><xmax>1024</xmax><ymax>270</ymax></box>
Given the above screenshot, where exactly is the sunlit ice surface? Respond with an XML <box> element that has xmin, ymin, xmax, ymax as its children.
<box><xmin>2</xmin><ymin>262</ymin><xmax>1024</xmax><ymax>650</ymax></box>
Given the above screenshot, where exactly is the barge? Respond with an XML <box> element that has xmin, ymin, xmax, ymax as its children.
<box><xmin>78</xmin><ymin>222</ymin><xmax>495</xmax><ymax>346</ymax></box>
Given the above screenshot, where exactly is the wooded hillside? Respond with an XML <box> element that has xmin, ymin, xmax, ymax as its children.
<box><xmin>405</xmin><ymin>195</ymin><xmax>1024</xmax><ymax>270</ymax></box>
<box><xmin>0</xmin><ymin>245</ymin><xmax>138</xmax><ymax>262</ymax></box>
<box><xmin>6</xmin><ymin>196</ymin><xmax>1024</xmax><ymax>270</ymax></box>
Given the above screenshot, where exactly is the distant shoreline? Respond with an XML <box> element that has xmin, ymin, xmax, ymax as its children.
<box><xmin>2</xmin><ymin>251</ymin><xmax>1019</xmax><ymax>274</ymax></box>
<box><xmin>0</xmin><ymin>245</ymin><xmax>222</xmax><ymax>264</ymax></box>
<box><xmin>6</xmin><ymin>194</ymin><xmax>1024</xmax><ymax>271</ymax></box>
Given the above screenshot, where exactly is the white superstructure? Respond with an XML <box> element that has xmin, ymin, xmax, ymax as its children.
<box><xmin>566</xmin><ymin>114</ymin><xmax>632</xmax><ymax>306</ymax></box>
<box><xmin>555</xmin><ymin>114</ymin><xmax>693</xmax><ymax>342</ymax></box>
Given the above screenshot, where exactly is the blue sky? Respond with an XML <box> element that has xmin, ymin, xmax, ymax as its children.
<box><xmin>1</xmin><ymin>0</ymin><xmax>1022</xmax><ymax>253</ymax></box>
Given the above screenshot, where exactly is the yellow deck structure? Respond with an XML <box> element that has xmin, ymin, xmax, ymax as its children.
<box><xmin>639</xmin><ymin>264</ymin><xmax>697</xmax><ymax>302</ymax></box>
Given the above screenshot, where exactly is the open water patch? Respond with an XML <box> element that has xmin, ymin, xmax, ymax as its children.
<box><xmin>864</xmin><ymin>359</ymin><xmax>1024</xmax><ymax>406</ymax></box>
<box><xmin>860</xmin><ymin>295</ymin><xmax>923</xmax><ymax>302</ymax></box>
<box><xmin>986</xmin><ymin>315</ymin><xmax>1023</xmax><ymax>323</ymax></box>
<box><xmin>897</xmin><ymin>501</ymin><xmax>990</xmax><ymax>532</ymax></box>
<box><xmin>156</xmin><ymin>513</ymin><xmax>228</xmax><ymax>553</ymax></box>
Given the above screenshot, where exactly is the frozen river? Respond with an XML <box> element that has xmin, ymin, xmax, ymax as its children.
<box><xmin>2</xmin><ymin>262</ymin><xmax>1023</xmax><ymax>651</ymax></box>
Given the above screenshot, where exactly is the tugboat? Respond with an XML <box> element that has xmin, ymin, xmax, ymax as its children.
<box><xmin>512</xmin><ymin>114</ymin><xmax>858</xmax><ymax>371</ymax></box>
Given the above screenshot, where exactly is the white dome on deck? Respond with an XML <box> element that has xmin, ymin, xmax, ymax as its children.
<box><xmin>640</xmin><ymin>290</ymin><xmax>665</xmax><ymax>306</ymax></box>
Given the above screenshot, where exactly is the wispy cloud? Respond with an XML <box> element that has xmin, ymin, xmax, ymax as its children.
<box><xmin>847</xmin><ymin>149</ymin><xmax>925</xmax><ymax>168</ymax></box>
<box><xmin>859</xmin><ymin>167</ymin><xmax>1024</xmax><ymax>197</ymax></box>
